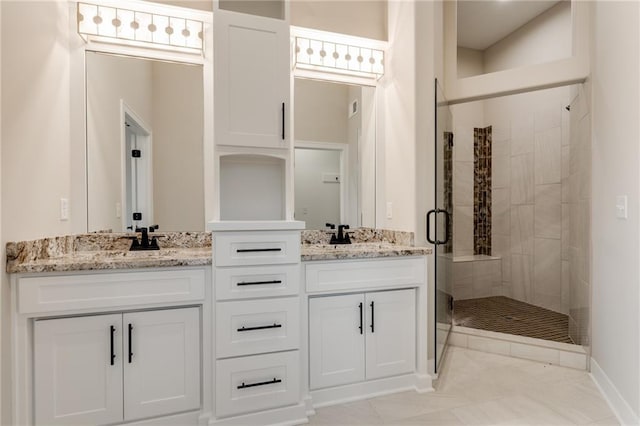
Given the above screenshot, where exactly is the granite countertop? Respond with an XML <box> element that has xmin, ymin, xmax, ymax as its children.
<box><xmin>300</xmin><ymin>242</ymin><xmax>432</xmax><ymax>261</ymax></box>
<box><xmin>6</xmin><ymin>232</ymin><xmax>212</xmax><ymax>274</ymax></box>
<box><xmin>6</xmin><ymin>228</ymin><xmax>431</xmax><ymax>274</ymax></box>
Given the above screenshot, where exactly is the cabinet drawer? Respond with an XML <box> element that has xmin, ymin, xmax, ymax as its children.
<box><xmin>18</xmin><ymin>268</ymin><xmax>206</xmax><ymax>314</ymax></box>
<box><xmin>215</xmin><ymin>264</ymin><xmax>300</xmax><ymax>300</ymax></box>
<box><xmin>214</xmin><ymin>232</ymin><xmax>300</xmax><ymax>266</ymax></box>
<box><xmin>305</xmin><ymin>257</ymin><xmax>426</xmax><ymax>293</ymax></box>
<box><xmin>216</xmin><ymin>297</ymin><xmax>299</xmax><ymax>358</ymax></box>
<box><xmin>215</xmin><ymin>351</ymin><xmax>300</xmax><ymax>418</ymax></box>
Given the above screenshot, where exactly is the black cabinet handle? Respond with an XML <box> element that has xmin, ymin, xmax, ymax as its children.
<box><xmin>237</xmin><ymin>323</ymin><xmax>282</xmax><ymax>332</ymax></box>
<box><xmin>237</xmin><ymin>280</ymin><xmax>282</xmax><ymax>286</ymax></box>
<box><xmin>282</xmin><ymin>102</ymin><xmax>285</xmax><ymax>140</ymax></box>
<box><xmin>110</xmin><ymin>325</ymin><xmax>116</xmax><ymax>366</ymax></box>
<box><xmin>238</xmin><ymin>378</ymin><xmax>282</xmax><ymax>390</ymax></box>
<box><xmin>128</xmin><ymin>323</ymin><xmax>133</xmax><ymax>363</ymax></box>
<box><xmin>358</xmin><ymin>302</ymin><xmax>363</xmax><ymax>334</ymax></box>
<box><xmin>236</xmin><ymin>248</ymin><xmax>282</xmax><ymax>253</ymax></box>
<box><xmin>370</xmin><ymin>301</ymin><xmax>375</xmax><ymax>333</ymax></box>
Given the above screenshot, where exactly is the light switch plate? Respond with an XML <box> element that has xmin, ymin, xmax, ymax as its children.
<box><xmin>386</xmin><ymin>202</ymin><xmax>393</xmax><ymax>219</ymax></box>
<box><xmin>60</xmin><ymin>198</ymin><xmax>69</xmax><ymax>221</ymax></box>
<box><xmin>616</xmin><ymin>195</ymin><xmax>628</xmax><ymax>219</ymax></box>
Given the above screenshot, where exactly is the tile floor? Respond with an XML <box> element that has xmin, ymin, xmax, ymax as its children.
<box><xmin>307</xmin><ymin>347</ymin><xmax>618</xmax><ymax>425</ymax></box>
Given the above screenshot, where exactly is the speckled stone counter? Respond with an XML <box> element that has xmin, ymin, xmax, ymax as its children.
<box><xmin>6</xmin><ymin>232</ymin><xmax>211</xmax><ymax>273</ymax></box>
<box><xmin>6</xmin><ymin>228</ymin><xmax>431</xmax><ymax>273</ymax></box>
<box><xmin>300</xmin><ymin>242</ymin><xmax>431</xmax><ymax>261</ymax></box>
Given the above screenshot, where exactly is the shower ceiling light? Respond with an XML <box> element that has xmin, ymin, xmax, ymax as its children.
<box><xmin>292</xmin><ymin>28</ymin><xmax>386</xmax><ymax>80</ymax></box>
<box><xmin>77</xmin><ymin>2</ymin><xmax>204</xmax><ymax>54</ymax></box>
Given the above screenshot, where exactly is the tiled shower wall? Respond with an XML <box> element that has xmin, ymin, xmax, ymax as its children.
<box><xmin>452</xmin><ymin>87</ymin><xmax>583</xmax><ymax>316</ymax></box>
<box><xmin>485</xmin><ymin>87</ymin><xmax>571</xmax><ymax>314</ymax></box>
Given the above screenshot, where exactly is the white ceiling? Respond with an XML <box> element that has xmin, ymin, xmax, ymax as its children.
<box><xmin>457</xmin><ymin>0</ymin><xmax>564</xmax><ymax>51</ymax></box>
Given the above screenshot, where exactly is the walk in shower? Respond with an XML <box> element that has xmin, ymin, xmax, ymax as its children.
<box><xmin>434</xmin><ymin>82</ymin><xmax>592</xmax><ymax>371</ymax></box>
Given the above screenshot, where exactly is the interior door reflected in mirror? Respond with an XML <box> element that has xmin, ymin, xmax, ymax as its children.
<box><xmin>293</xmin><ymin>78</ymin><xmax>376</xmax><ymax>230</ymax></box>
<box><xmin>86</xmin><ymin>51</ymin><xmax>204</xmax><ymax>233</ymax></box>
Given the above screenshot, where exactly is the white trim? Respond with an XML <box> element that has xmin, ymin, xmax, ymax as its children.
<box><xmin>590</xmin><ymin>358</ymin><xmax>640</xmax><ymax>426</ymax></box>
<box><xmin>294</xmin><ymin>140</ymin><xmax>349</xmax><ymax>226</ymax></box>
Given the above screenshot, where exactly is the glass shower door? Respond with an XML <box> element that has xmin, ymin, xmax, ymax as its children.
<box><xmin>432</xmin><ymin>79</ymin><xmax>454</xmax><ymax>374</ymax></box>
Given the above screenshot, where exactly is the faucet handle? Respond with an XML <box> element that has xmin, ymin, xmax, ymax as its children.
<box><xmin>149</xmin><ymin>224</ymin><xmax>159</xmax><ymax>232</ymax></box>
<box><xmin>325</xmin><ymin>223</ymin><xmax>336</xmax><ymax>229</ymax></box>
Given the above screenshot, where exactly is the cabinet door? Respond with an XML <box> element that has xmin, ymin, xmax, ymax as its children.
<box><xmin>123</xmin><ymin>307</ymin><xmax>200</xmax><ymax>421</ymax></box>
<box><xmin>365</xmin><ymin>289</ymin><xmax>416</xmax><ymax>380</ymax></box>
<box><xmin>34</xmin><ymin>314</ymin><xmax>123</xmax><ymax>425</ymax></box>
<box><xmin>309</xmin><ymin>294</ymin><xmax>365</xmax><ymax>389</ymax></box>
<box><xmin>214</xmin><ymin>10</ymin><xmax>290</xmax><ymax>149</ymax></box>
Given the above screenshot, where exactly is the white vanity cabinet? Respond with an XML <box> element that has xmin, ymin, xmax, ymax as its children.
<box><xmin>11</xmin><ymin>266</ymin><xmax>211</xmax><ymax>426</ymax></box>
<box><xmin>309</xmin><ymin>289</ymin><xmax>416</xmax><ymax>389</ymax></box>
<box><xmin>34</xmin><ymin>307</ymin><xmax>200</xmax><ymax>425</ymax></box>
<box><xmin>214</xmin><ymin>10</ymin><xmax>290</xmax><ymax>149</ymax></box>
<box><xmin>304</xmin><ymin>256</ymin><xmax>431</xmax><ymax>407</ymax></box>
<box><xmin>210</xmin><ymin>222</ymin><xmax>306</xmax><ymax>425</ymax></box>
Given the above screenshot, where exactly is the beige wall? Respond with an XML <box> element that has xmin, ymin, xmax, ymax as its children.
<box><xmin>2</xmin><ymin>2</ymin><xmax>74</xmax><ymax>423</ymax></box>
<box><xmin>294</xmin><ymin>78</ymin><xmax>349</xmax><ymax>144</ymax></box>
<box><xmin>484</xmin><ymin>1</ymin><xmax>572</xmax><ymax>75</ymax></box>
<box><xmin>590</xmin><ymin>1</ymin><xmax>640</xmax><ymax>421</ymax></box>
<box><xmin>291</xmin><ymin>0</ymin><xmax>387</xmax><ymax>41</ymax></box>
<box><xmin>151</xmin><ymin>61</ymin><xmax>204</xmax><ymax>232</ymax></box>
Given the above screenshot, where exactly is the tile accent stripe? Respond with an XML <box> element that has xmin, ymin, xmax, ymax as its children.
<box><xmin>454</xmin><ymin>296</ymin><xmax>573</xmax><ymax>344</ymax></box>
<box><xmin>443</xmin><ymin>131</ymin><xmax>454</xmax><ymax>253</ymax></box>
<box><xmin>474</xmin><ymin>126</ymin><xmax>492</xmax><ymax>255</ymax></box>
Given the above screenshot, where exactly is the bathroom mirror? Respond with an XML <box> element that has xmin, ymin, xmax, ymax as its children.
<box><xmin>456</xmin><ymin>0</ymin><xmax>572</xmax><ymax>78</ymax></box>
<box><xmin>86</xmin><ymin>51</ymin><xmax>204</xmax><ymax>233</ymax></box>
<box><xmin>293</xmin><ymin>78</ymin><xmax>376</xmax><ymax>230</ymax></box>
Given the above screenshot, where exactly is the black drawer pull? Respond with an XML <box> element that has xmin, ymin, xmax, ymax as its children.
<box><xmin>237</xmin><ymin>280</ymin><xmax>282</xmax><ymax>286</ymax></box>
<box><xmin>238</xmin><ymin>378</ymin><xmax>282</xmax><ymax>389</ymax></box>
<box><xmin>236</xmin><ymin>248</ymin><xmax>282</xmax><ymax>253</ymax></box>
<box><xmin>237</xmin><ymin>323</ymin><xmax>282</xmax><ymax>332</ymax></box>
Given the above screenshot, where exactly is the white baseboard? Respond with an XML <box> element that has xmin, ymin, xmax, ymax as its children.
<box><xmin>590</xmin><ymin>358</ymin><xmax>640</xmax><ymax>426</ymax></box>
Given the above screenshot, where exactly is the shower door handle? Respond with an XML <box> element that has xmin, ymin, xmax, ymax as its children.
<box><xmin>437</xmin><ymin>209</ymin><xmax>450</xmax><ymax>245</ymax></box>
<box><xmin>426</xmin><ymin>209</ymin><xmax>437</xmax><ymax>245</ymax></box>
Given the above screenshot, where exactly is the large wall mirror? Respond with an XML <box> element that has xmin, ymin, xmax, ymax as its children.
<box><xmin>293</xmin><ymin>78</ymin><xmax>376</xmax><ymax>230</ymax></box>
<box><xmin>86</xmin><ymin>51</ymin><xmax>204</xmax><ymax>232</ymax></box>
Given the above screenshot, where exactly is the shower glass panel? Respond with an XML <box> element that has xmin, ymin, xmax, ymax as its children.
<box><xmin>434</xmin><ymin>79</ymin><xmax>454</xmax><ymax>374</ymax></box>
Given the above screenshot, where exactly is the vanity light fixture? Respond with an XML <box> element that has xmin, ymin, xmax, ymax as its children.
<box><xmin>77</xmin><ymin>2</ymin><xmax>204</xmax><ymax>54</ymax></box>
<box><xmin>292</xmin><ymin>28</ymin><xmax>385</xmax><ymax>80</ymax></box>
